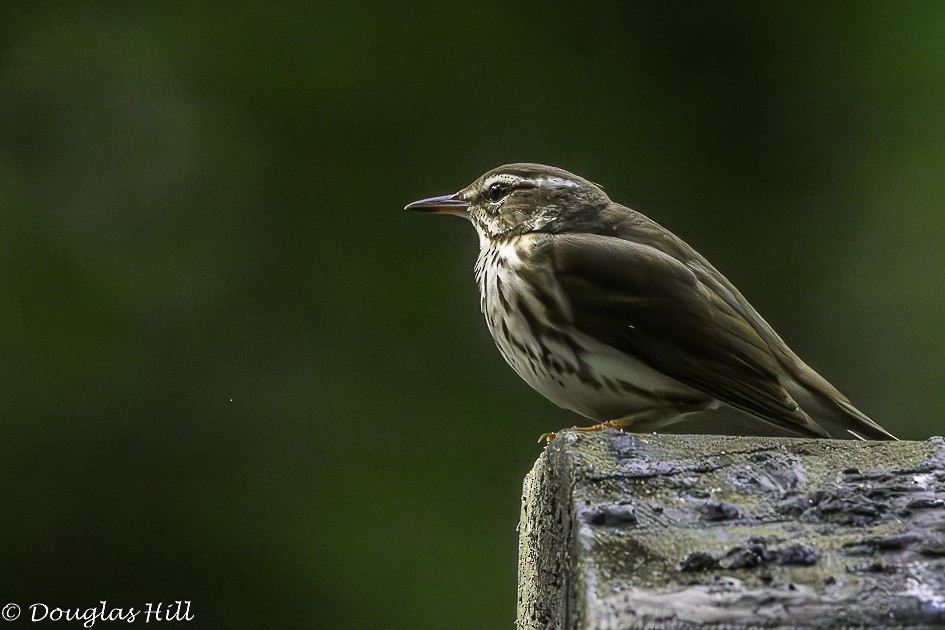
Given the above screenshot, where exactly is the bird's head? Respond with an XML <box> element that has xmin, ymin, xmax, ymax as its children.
<box><xmin>406</xmin><ymin>163</ymin><xmax>611</xmax><ymax>244</ymax></box>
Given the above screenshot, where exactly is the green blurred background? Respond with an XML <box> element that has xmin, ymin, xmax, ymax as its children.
<box><xmin>1</xmin><ymin>2</ymin><xmax>943</xmax><ymax>628</ymax></box>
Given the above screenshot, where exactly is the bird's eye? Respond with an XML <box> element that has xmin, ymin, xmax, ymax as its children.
<box><xmin>486</xmin><ymin>181</ymin><xmax>511</xmax><ymax>202</ymax></box>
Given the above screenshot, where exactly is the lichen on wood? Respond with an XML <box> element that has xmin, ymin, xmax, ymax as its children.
<box><xmin>517</xmin><ymin>431</ymin><xmax>945</xmax><ymax>629</ymax></box>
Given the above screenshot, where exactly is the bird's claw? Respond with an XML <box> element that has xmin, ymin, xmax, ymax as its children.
<box><xmin>573</xmin><ymin>420</ymin><xmax>623</xmax><ymax>432</ymax></box>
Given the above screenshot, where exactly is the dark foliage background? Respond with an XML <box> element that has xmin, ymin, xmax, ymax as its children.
<box><xmin>1</xmin><ymin>2</ymin><xmax>943</xmax><ymax>628</ymax></box>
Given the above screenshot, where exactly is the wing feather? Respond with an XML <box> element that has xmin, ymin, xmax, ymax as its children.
<box><xmin>541</xmin><ymin>232</ymin><xmax>830</xmax><ymax>438</ymax></box>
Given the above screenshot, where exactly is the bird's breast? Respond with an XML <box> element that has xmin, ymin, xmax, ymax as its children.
<box><xmin>474</xmin><ymin>235</ymin><xmax>557</xmax><ymax>369</ymax></box>
<box><xmin>472</xmin><ymin>234</ymin><xmax>707</xmax><ymax>420</ymax></box>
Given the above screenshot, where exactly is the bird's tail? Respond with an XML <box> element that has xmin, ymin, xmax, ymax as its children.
<box><xmin>833</xmin><ymin>397</ymin><xmax>898</xmax><ymax>441</ymax></box>
<box><xmin>784</xmin><ymin>372</ymin><xmax>897</xmax><ymax>441</ymax></box>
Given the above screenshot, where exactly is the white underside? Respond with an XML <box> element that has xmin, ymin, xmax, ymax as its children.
<box><xmin>475</xmin><ymin>234</ymin><xmax>706</xmax><ymax>422</ymax></box>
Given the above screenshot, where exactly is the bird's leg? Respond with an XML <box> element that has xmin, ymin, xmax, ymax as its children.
<box><xmin>574</xmin><ymin>418</ymin><xmax>634</xmax><ymax>432</ymax></box>
<box><xmin>540</xmin><ymin>401</ymin><xmax>709</xmax><ymax>444</ymax></box>
<box><xmin>539</xmin><ymin>417</ymin><xmax>635</xmax><ymax>443</ymax></box>
<box><xmin>572</xmin><ymin>404</ymin><xmax>702</xmax><ymax>435</ymax></box>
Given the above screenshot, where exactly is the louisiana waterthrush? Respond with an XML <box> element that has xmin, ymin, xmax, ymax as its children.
<box><xmin>406</xmin><ymin>163</ymin><xmax>896</xmax><ymax>440</ymax></box>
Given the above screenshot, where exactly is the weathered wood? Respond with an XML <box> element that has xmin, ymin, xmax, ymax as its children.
<box><xmin>517</xmin><ymin>431</ymin><xmax>945</xmax><ymax>629</ymax></box>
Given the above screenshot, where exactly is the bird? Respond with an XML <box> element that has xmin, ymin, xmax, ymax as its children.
<box><xmin>406</xmin><ymin>163</ymin><xmax>896</xmax><ymax>441</ymax></box>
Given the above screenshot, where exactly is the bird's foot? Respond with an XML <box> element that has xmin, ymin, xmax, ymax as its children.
<box><xmin>539</xmin><ymin>418</ymin><xmax>635</xmax><ymax>444</ymax></box>
<box><xmin>574</xmin><ymin>419</ymin><xmax>632</xmax><ymax>433</ymax></box>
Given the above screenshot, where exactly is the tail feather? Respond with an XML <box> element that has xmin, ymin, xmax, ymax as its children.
<box><xmin>784</xmin><ymin>373</ymin><xmax>897</xmax><ymax>441</ymax></box>
<box><xmin>834</xmin><ymin>398</ymin><xmax>898</xmax><ymax>441</ymax></box>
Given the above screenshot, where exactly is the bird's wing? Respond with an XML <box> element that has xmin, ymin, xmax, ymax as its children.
<box><xmin>537</xmin><ymin>232</ymin><xmax>830</xmax><ymax>438</ymax></box>
<box><xmin>606</xmin><ymin>210</ymin><xmax>895</xmax><ymax>440</ymax></box>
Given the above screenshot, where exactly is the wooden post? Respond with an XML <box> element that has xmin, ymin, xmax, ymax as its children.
<box><xmin>517</xmin><ymin>431</ymin><xmax>945</xmax><ymax>629</ymax></box>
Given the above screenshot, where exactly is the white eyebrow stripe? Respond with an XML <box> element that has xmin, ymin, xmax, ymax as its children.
<box><xmin>483</xmin><ymin>174</ymin><xmax>578</xmax><ymax>190</ymax></box>
<box><xmin>483</xmin><ymin>174</ymin><xmax>520</xmax><ymax>187</ymax></box>
<box><xmin>538</xmin><ymin>176</ymin><xmax>579</xmax><ymax>188</ymax></box>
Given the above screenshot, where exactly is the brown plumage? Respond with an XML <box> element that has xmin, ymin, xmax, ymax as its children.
<box><xmin>407</xmin><ymin>163</ymin><xmax>896</xmax><ymax>440</ymax></box>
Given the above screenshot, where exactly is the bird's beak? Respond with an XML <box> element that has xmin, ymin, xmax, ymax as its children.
<box><xmin>404</xmin><ymin>193</ymin><xmax>470</xmax><ymax>216</ymax></box>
